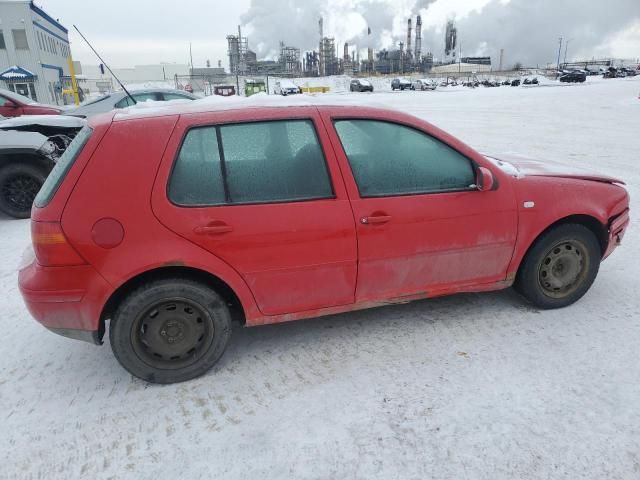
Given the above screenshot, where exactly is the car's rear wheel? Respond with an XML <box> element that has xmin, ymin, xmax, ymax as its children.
<box><xmin>514</xmin><ymin>224</ymin><xmax>601</xmax><ymax>309</ymax></box>
<box><xmin>0</xmin><ymin>163</ymin><xmax>47</xmax><ymax>219</ymax></box>
<box><xmin>109</xmin><ymin>279</ymin><xmax>232</xmax><ymax>384</ymax></box>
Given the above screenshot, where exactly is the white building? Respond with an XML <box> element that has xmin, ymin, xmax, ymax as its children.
<box><xmin>0</xmin><ymin>0</ymin><xmax>72</xmax><ymax>105</ymax></box>
<box><xmin>81</xmin><ymin>63</ymin><xmax>191</xmax><ymax>85</ymax></box>
<box><xmin>431</xmin><ymin>62</ymin><xmax>492</xmax><ymax>74</ymax></box>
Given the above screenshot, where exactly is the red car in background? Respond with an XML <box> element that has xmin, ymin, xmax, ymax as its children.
<box><xmin>18</xmin><ymin>101</ymin><xmax>630</xmax><ymax>383</ymax></box>
<box><xmin>0</xmin><ymin>88</ymin><xmax>62</xmax><ymax>117</ymax></box>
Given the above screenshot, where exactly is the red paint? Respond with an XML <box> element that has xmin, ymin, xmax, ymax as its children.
<box><xmin>0</xmin><ymin>91</ymin><xmax>62</xmax><ymax>117</ymax></box>
<box><xmin>18</xmin><ymin>103</ymin><xmax>631</xmax><ymax>341</ymax></box>
<box><xmin>91</xmin><ymin>218</ymin><xmax>125</xmax><ymax>249</ymax></box>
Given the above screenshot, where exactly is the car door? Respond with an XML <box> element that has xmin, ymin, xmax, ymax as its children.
<box><xmin>320</xmin><ymin>108</ymin><xmax>518</xmax><ymax>302</ymax></box>
<box><xmin>152</xmin><ymin>107</ymin><xmax>358</xmax><ymax>316</ymax></box>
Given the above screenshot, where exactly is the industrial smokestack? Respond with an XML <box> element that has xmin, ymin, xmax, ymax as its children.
<box><xmin>344</xmin><ymin>42</ymin><xmax>349</xmax><ymax>61</ymax></box>
<box><xmin>319</xmin><ymin>17</ymin><xmax>324</xmax><ymax>76</ymax></box>
<box><xmin>406</xmin><ymin>18</ymin><xmax>412</xmax><ymax>62</ymax></box>
<box><xmin>415</xmin><ymin>15</ymin><xmax>422</xmax><ymax>61</ymax></box>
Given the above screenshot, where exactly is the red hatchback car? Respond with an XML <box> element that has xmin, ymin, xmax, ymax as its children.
<box><xmin>19</xmin><ymin>101</ymin><xmax>630</xmax><ymax>383</ymax></box>
<box><xmin>0</xmin><ymin>89</ymin><xmax>62</xmax><ymax>117</ymax></box>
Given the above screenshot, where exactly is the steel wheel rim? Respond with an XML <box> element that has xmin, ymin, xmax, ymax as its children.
<box><xmin>1</xmin><ymin>174</ymin><xmax>40</xmax><ymax>212</ymax></box>
<box><xmin>538</xmin><ymin>240</ymin><xmax>589</xmax><ymax>299</ymax></box>
<box><xmin>131</xmin><ymin>298</ymin><xmax>215</xmax><ymax>370</ymax></box>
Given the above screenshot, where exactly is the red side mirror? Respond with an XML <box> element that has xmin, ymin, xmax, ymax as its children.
<box><xmin>476</xmin><ymin>167</ymin><xmax>495</xmax><ymax>191</ymax></box>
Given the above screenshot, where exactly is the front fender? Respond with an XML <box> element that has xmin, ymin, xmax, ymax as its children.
<box><xmin>507</xmin><ymin>176</ymin><xmax>629</xmax><ymax>275</ymax></box>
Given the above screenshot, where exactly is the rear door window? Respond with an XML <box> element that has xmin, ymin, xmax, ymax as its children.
<box><xmin>220</xmin><ymin>120</ymin><xmax>332</xmax><ymax>204</ymax></box>
<box><xmin>168</xmin><ymin>127</ymin><xmax>225</xmax><ymax>205</ymax></box>
<box><xmin>168</xmin><ymin>119</ymin><xmax>334</xmax><ymax>206</ymax></box>
<box><xmin>34</xmin><ymin>126</ymin><xmax>93</xmax><ymax>208</ymax></box>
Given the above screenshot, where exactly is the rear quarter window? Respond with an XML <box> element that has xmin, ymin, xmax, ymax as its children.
<box><xmin>34</xmin><ymin>126</ymin><xmax>93</xmax><ymax>208</ymax></box>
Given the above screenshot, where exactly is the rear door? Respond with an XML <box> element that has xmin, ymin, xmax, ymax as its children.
<box><xmin>152</xmin><ymin>107</ymin><xmax>357</xmax><ymax>316</ymax></box>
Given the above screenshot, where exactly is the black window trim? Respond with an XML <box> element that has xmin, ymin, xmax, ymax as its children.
<box><xmin>331</xmin><ymin>117</ymin><xmax>481</xmax><ymax>199</ymax></box>
<box><xmin>167</xmin><ymin>118</ymin><xmax>337</xmax><ymax>208</ymax></box>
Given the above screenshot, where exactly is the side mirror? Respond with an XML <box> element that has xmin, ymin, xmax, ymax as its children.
<box><xmin>5</xmin><ymin>101</ymin><xmax>18</xmax><ymax>108</ymax></box>
<box><xmin>476</xmin><ymin>166</ymin><xmax>495</xmax><ymax>191</ymax></box>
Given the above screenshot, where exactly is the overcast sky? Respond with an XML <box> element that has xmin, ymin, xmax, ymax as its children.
<box><xmin>37</xmin><ymin>0</ymin><xmax>640</xmax><ymax>69</ymax></box>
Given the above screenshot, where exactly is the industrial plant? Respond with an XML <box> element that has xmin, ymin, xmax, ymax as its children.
<box><xmin>226</xmin><ymin>15</ymin><xmax>491</xmax><ymax>77</ymax></box>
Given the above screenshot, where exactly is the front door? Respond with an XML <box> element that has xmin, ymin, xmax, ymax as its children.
<box><xmin>323</xmin><ymin>113</ymin><xmax>518</xmax><ymax>302</ymax></box>
<box><xmin>153</xmin><ymin>109</ymin><xmax>357</xmax><ymax>316</ymax></box>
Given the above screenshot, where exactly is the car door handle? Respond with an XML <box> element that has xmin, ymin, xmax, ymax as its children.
<box><xmin>361</xmin><ymin>215</ymin><xmax>392</xmax><ymax>225</ymax></box>
<box><xmin>194</xmin><ymin>224</ymin><xmax>234</xmax><ymax>235</ymax></box>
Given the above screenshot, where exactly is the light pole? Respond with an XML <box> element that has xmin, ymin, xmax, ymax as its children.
<box><xmin>556</xmin><ymin>37</ymin><xmax>563</xmax><ymax>73</ymax></box>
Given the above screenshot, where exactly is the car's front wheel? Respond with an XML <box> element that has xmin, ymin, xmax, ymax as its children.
<box><xmin>110</xmin><ymin>279</ymin><xmax>232</xmax><ymax>384</ymax></box>
<box><xmin>515</xmin><ymin>224</ymin><xmax>601</xmax><ymax>309</ymax></box>
<box><xmin>0</xmin><ymin>163</ymin><xmax>47</xmax><ymax>219</ymax></box>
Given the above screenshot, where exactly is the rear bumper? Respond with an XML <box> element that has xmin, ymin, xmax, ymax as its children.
<box><xmin>604</xmin><ymin>209</ymin><xmax>630</xmax><ymax>259</ymax></box>
<box><xmin>18</xmin><ymin>260</ymin><xmax>113</xmax><ymax>344</ymax></box>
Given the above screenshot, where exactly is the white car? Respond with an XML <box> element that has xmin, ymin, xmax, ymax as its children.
<box><xmin>274</xmin><ymin>80</ymin><xmax>302</xmax><ymax>96</ymax></box>
<box><xmin>411</xmin><ymin>79</ymin><xmax>437</xmax><ymax>91</ymax></box>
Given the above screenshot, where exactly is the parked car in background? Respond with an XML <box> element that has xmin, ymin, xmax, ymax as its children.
<box><xmin>511</xmin><ymin>79</ymin><xmax>521</xmax><ymax>86</ymax></box>
<box><xmin>0</xmin><ymin>89</ymin><xmax>63</xmax><ymax>117</ymax></box>
<box><xmin>560</xmin><ymin>71</ymin><xmax>587</xmax><ymax>83</ymax></box>
<box><xmin>18</xmin><ymin>101</ymin><xmax>630</xmax><ymax>383</ymax></box>
<box><xmin>274</xmin><ymin>80</ymin><xmax>302</xmax><ymax>96</ymax></box>
<box><xmin>411</xmin><ymin>79</ymin><xmax>437</xmax><ymax>91</ymax></box>
<box><xmin>350</xmin><ymin>79</ymin><xmax>374</xmax><ymax>92</ymax></box>
<box><xmin>65</xmin><ymin>89</ymin><xmax>198</xmax><ymax>118</ymax></box>
<box><xmin>391</xmin><ymin>78</ymin><xmax>412</xmax><ymax>90</ymax></box>
<box><xmin>0</xmin><ymin>115</ymin><xmax>85</xmax><ymax>218</ymax></box>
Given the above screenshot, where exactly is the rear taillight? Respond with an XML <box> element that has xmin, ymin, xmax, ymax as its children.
<box><xmin>31</xmin><ymin>221</ymin><xmax>86</xmax><ymax>266</ymax></box>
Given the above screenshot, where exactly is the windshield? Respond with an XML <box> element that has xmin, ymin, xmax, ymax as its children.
<box><xmin>2</xmin><ymin>89</ymin><xmax>36</xmax><ymax>105</ymax></box>
<box><xmin>34</xmin><ymin>126</ymin><xmax>93</xmax><ymax>208</ymax></box>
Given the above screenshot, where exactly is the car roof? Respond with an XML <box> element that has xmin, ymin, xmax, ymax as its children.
<box><xmin>98</xmin><ymin>95</ymin><xmax>401</xmax><ymax>124</ymax></box>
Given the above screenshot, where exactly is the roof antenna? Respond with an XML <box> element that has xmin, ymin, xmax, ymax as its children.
<box><xmin>73</xmin><ymin>25</ymin><xmax>136</xmax><ymax>105</ymax></box>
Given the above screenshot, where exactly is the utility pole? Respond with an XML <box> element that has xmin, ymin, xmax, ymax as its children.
<box><xmin>563</xmin><ymin>38</ymin><xmax>571</xmax><ymax>65</ymax></box>
<box><xmin>189</xmin><ymin>42</ymin><xmax>194</xmax><ymax>72</ymax></box>
<box><xmin>556</xmin><ymin>36</ymin><xmax>563</xmax><ymax>72</ymax></box>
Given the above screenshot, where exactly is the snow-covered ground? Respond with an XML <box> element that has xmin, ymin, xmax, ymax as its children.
<box><xmin>2</xmin><ymin>77</ymin><xmax>639</xmax><ymax>480</ymax></box>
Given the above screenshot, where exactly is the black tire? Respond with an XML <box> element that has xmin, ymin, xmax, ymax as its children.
<box><xmin>0</xmin><ymin>162</ymin><xmax>47</xmax><ymax>219</ymax></box>
<box><xmin>109</xmin><ymin>279</ymin><xmax>232</xmax><ymax>384</ymax></box>
<box><xmin>514</xmin><ymin>224</ymin><xmax>601</xmax><ymax>309</ymax></box>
